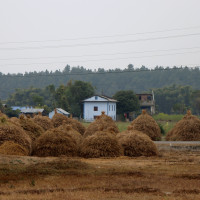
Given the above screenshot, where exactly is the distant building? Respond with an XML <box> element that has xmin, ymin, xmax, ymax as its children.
<box><xmin>83</xmin><ymin>95</ymin><xmax>117</xmax><ymax>122</ymax></box>
<box><xmin>49</xmin><ymin>108</ymin><xmax>70</xmax><ymax>119</ymax></box>
<box><xmin>11</xmin><ymin>106</ymin><xmax>44</xmax><ymax>117</ymax></box>
<box><xmin>20</xmin><ymin>108</ymin><xmax>44</xmax><ymax>117</ymax></box>
<box><xmin>136</xmin><ymin>92</ymin><xmax>155</xmax><ymax>115</ymax></box>
<box><xmin>11</xmin><ymin>106</ymin><xmax>26</xmax><ymax>111</ymax></box>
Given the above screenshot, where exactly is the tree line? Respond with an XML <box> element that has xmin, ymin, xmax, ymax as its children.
<box><xmin>0</xmin><ymin>64</ymin><xmax>200</xmax><ymax>100</ymax></box>
<box><xmin>3</xmin><ymin>80</ymin><xmax>200</xmax><ymax>117</ymax></box>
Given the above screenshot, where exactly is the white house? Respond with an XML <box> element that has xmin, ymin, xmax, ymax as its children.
<box><xmin>83</xmin><ymin>95</ymin><xmax>117</xmax><ymax>122</ymax></box>
<box><xmin>49</xmin><ymin>108</ymin><xmax>70</xmax><ymax>119</ymax></box>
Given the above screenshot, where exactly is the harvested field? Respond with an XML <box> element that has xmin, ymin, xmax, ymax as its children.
<box><xmin>0</xmin><ymin>151</ymin><xmax>200</xmax><ymax>199</ymax></box>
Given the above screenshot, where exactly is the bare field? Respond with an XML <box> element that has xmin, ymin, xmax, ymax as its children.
<box><xmin>0</xmin><ymin>151</ymin><xmax>200</xmax><ymax>200</ymax></box>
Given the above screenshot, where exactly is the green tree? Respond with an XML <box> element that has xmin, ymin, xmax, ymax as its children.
<box><xmin>65</xmin><ymin>80</ymin><xmax>95</xmax><ymax>117</ymax></box>
<box><xmin>113</xmin><ymin>90</ymin><xmax>140</xmax><ymax>115</ymax></box>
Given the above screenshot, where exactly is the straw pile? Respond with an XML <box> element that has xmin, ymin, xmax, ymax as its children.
<box><xmin>33</xmin><ymin>128</ymin><xmax>78</xmax><ymax>157</ymax></box>
<box><xmin>130</xmin><ymin>110</ymin><xmax>161</xmax><ymax>141</ymax></box>
<box><xmin>10</xmin><ymin>117</ymin><xmax>20</xmax><ymax>126</ymax></box>
<box><xmin>117</xmin><ymin>128</ymin><xmax>158</xmax><ymax>157</ymax></box>
<box><xmin>57</xmin><ymin>124</ymin><xmax>83</xmax><ymax>145</ymax></box>
<box><xmin>68</xmin><ymin>117</ymin><xmax>86</xmax><ymax>135</ymax></box>
<box><xmin>0</xmin><ymin>111</ymin><xmax>8</xmax><ymax>119</ymax></box>
<box><xmin>52</xmin><ymin>112</ymin><xmax>86</xmax><ymax>135</ymax></box>
<box><xmin>19</xmin><ymin>115</ymin><xmax>45</xmax><ymax>141</ymax></box>
<box><xmin>33</xmin><ymin>113</ymin><xmax>53</xmax><ymax>131</ymax></box>
<box><xmin>80</xmin><ymin>131</ymin><xmax>122</xmax><ymax>158</ymax></box>
<box><xmin>0</xmin><ymin>141</ymin><xmax>29</xmax><ymax>156</ymax></box>
<box><xmin>166</xmin><ymin>110</ymin><xmax>200</xmax><ymax>141</ymax></box>
<box><xmin>84</xmin><ymin>112</ymin><xmax>119</xmax><ymax>137</ymax></box>
<box><xmin>0</xmin><ymin>116</ymin><xmax>32</xmax><ymax>153</ymax></box>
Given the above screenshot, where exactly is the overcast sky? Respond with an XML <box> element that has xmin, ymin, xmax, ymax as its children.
<box><xmin>0</xmin><ymin>0</ymin><xmax>200</xmax><ymax>74</ymax></box>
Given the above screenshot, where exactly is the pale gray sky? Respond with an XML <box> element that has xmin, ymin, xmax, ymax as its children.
<box><xmin>0</xmin><ymin>0</ymin><xmax>200</xmax><ymax>74</ymax></box>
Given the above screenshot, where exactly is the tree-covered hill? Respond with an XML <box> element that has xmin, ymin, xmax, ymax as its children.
<box><xmin>0</xmin><ymin>65</ymin><xmax>200</xmax><ymax>100</ymax></box>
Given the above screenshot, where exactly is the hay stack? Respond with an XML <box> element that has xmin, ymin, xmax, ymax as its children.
<box><xmin>0</xmin><ymin>111</ymin><xmax>8</xmax><ymax>119</ymax></box>
<box><xmin>52</xmin><ymin>112</ymin><xmax>85</xmax><ymax>135</ymax></box>
<box><xmin>33</xmin><ymin>128</ymin><xmax>78</xmax><ymax>157</ymax></box>
<box><xmin>68</xmin><ymin>117</ymin><xmax>86</xmax><ymax>135</ymax></box>
<box><xmin>80</xmin><ymin>131</ymin><xmax>122</xmax><ymax>158</ymax></box>
<box><xmin>58</xmin><ymin>124</ymin><xmax>83</xmax><ymax>145</ymax></box>
<box><xmin>166</xmin><ymin>110</ymin><xmax>200</xmax><ymax>141</ymax></box>
<box><xmin>0</xmin><ymin>117</ymin><xmax>32</xmax><ymax>153</ymax></box>
<box><xmin>19</xmin><ymin>115</ymin><xmax>45</xmax><ymax>141</ymax></box>
<box><xmin>0</xmin><ymin>141</ymin><xmax>29</xmax><ymax>156</ymax></box>
<box><xmin>33</xmin><ymin>114</ymin><xmax>53</xmax><ymax>131</ymax></box>
<box><xmin>10</xmin><ymin>117</ymin><xmax>20</xmax><ymax>126</ymax></box>
<box><xmin>117</xmin><ymin>128</ymin><xmax>158</xmax><ymax>157</ymax></box>
<box><xmin>84</xmin><ymin>112</ymin><xmax>119</xmax><ymax>137</ymax></box>
<box><xmin>51</xmin><ymin>112</ymin><xmax>67</xmax><ymax>127</ymax></box>
<box><xmin>130</xmin><ymin>110</ymin><xmax>161</xmax><ymax>141</ymax></box>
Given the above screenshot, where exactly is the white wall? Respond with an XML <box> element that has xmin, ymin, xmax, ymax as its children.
<box><xmin>83</xmin><ymin>102</ymin><xmax>116</xmax><ymax>121</ymax></box>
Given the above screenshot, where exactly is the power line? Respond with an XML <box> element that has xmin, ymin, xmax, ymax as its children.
<box><xmin>1</xmin><ymin>46</ymin><xmax>200</xmax><ymax>61</ymax></box>
<box><xmin>1</xmin><ymin>25</ymin><xmax>200</xmax><ymax>45</ymax></box>
<box><xmin>1</xmin><ymin>50</ymin><xmax>200</xmax><ymax>66</ymax></box>
<box><xmin>2</xmin><ymin>66</ymin><xmax>199</xmax><ymax>78</ymax></box>
<box><xmin>1</xmin><ymin>32</ymin><xmax>200</xmax><ymax>51</ymax></box>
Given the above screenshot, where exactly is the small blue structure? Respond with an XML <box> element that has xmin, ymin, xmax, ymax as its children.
<box><xmin>83</xmin><ymin>95</ymin><xmax>117</xmax><ymax>122</ymax></box>
<box><xmin>49</xmin><ymin>108</ymin><xmax>70</xmax><ymax>119</ymax></box>
<box><xmin>11</xmin><ymin>106</ymin><xmax>44</xmax><ymax>117</ymax></box>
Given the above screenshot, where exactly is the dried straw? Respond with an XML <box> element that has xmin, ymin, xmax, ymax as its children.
<box><xmin>57</xmin><ymin>124</ymin><xmax>83</xmax><ymax>145</ymax></box>
<box><xmin>19</xmin><ymin>117</ymin><xmax>45</xmax><ymax>141</ymax></box>
<box><xmin>33</xmin><ymin>115</ymin><xmax>53</xmax><ymax>131</ymax></box>
<box><xmin>52</xmin><ymin>113</ymin><xmax>85</xmax><ymax>135</ymax></box>
<box><xmin>84</xmin><ymin>112</ymin><xmax>119</xmax><ymax>137</ymax></box>
<box><xmin>166</xmin><ymin>110</ymin><xmax>200</xmax><ymax>141</ymax></box>
<box><xmin>117</xmin><ymin>129</ymin><xmax>158</xmax><ymax>157</ymax></box>
<box><xmin>130</xmin><ymin>110</ymin><xmax>161</xmax><ymax>141</ymax></box>
<box><xmin>9</xmin><ymin>117</ymin><xmax>20</xmax><ymax>126</ymax></box>
<box><xmin>0</xmin><ymin>141</ymin><xmax>29</xmax><ymax>156</ymax></box>
<box><xmin>33</xmin><ymin>128</ymin><xmax>78</xmax><ymax>157</ymax></box>
<box><xmin>80</xmin><ymin>131</ymin><xmax>122</xmax><ymax>158</ymax></box>
<box><xmin>0</xmin><ymin>117</ymin><xmax>32</xmax><ymax>154</ymax></box>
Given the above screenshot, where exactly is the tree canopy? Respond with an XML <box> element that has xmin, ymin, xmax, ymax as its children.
<box><xmin>113</xmin><ymin>90</ymin><xmax>140</xmax><ymax>115</ymax></box>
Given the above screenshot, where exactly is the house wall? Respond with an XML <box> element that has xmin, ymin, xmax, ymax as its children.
<box><xmin>83</xmin><ymin>102</ymin><xmax>116</xmax><ymax>121</ymax></box>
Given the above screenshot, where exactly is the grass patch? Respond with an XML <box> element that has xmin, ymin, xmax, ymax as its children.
<box><xmin>116</xmin><ymin>121</ymin><xmax>131</xmax><ymax>132</ymax></box>
<box><xmin>153</xmin><ymin>113</ymin><xmax>184</xmax><ymax>121</ymax></box>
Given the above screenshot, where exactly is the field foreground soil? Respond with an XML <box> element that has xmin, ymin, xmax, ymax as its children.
<box><xmin>0</xmin><ymin>151</ymin><xmax>200</xmax><ymax>200</ymax></box>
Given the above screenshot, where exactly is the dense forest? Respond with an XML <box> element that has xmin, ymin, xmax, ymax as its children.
<box><xmin>1</xmin><ymin>64</ymin><xmax>200</xmax><ymax>100</ymax></box>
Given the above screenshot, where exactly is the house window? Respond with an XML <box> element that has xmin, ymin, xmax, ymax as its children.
<box><xmin>94</xmin><ymin>106</ymin><xmax>98</xmax><ymax>111</ymax></box>
<box><xmin>95</xmin><ymin>96</ymin><xmax>98</xmax><ymax>100</ymax></box>
<box><xmin>147</xmin><ymin>96</ymin><xmax>152</xmax><ymax>101</ymax></box>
